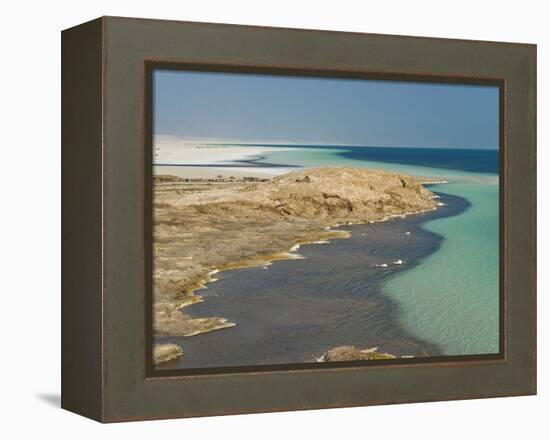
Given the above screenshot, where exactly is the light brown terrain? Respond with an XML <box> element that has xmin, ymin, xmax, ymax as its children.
<box><xmin>153</xmin><ymin>343</ymin><xmax>184</xmax><ymax>365</ymax></box>
<box><xmin>319</xmin><ymin>345</ymin><xmax>397</xmax><ymax>362</ymax></box>
<box><xmin>152</xmin><ymin>167</ymin><xmax>437</xmax><ymax>364</ymax></box>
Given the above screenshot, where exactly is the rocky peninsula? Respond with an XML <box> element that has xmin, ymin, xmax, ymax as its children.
<box><xmin>152</xmin><ymin>167</ymin><xmax>438</xmax><ymax>365</ymax></box>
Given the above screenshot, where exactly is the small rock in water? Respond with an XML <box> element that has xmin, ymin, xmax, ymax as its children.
<box><xmin>153</xmin><ymin>343</ymin><xmax>183</xmax><ymax>365</ymax></box>
<box><xmin>323</xmin><ymin>345</ymin><xmax>396</xmax><ymax>361</ymax></box>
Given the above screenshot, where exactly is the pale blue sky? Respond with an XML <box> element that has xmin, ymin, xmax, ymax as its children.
<box><xmin>153</xmin><ymin>70</ymin><xmax>499</xmax><ymax>149</ymax></box>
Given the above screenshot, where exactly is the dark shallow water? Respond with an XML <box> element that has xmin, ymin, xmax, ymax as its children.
<box><xmin>156</xmin><ymin>189</ymin><xmax>470</xmax><ymax>370</ymax></box>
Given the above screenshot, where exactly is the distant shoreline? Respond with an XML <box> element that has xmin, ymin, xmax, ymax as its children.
<box><xmin>153</xmin><ymin>136</ymin><xmax>500</xmax><ymax>175</ymax></box>
<box><xmin>153</xmin><ymin>138</ymin><xmax>302</xmax><ymax>179</ymax></box>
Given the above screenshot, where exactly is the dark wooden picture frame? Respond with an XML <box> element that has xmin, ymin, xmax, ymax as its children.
<box><xmin>62</xmin><ymin>16</ymin><xmax>536</xmax><ymax>422</ymax></box>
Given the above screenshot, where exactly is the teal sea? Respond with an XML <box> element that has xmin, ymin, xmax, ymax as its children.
<box><xmin>156</xmin><ymin>145</ymin><xmax>500</xmax><ymax>369</ymax></box>
<box><xmin>256</xmin><ymin>145</ymin><xmax>500</xmax><ymax>356</ymax></box>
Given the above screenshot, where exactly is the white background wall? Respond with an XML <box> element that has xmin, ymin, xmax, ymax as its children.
<box><xmin>1</xmin><ymin>0</ymin><xmax>546</xmax><ymax>437</ymax></box>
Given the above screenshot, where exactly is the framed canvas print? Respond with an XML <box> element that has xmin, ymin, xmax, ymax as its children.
<box><xmin>61</xmin><ymin>16</ymin><xmax>536</xmax><ymax>422</ymax></box>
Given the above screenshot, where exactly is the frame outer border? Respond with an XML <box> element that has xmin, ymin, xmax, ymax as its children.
<box><xmin>68</xmin><ymin>16</ymin><xmax>536</xmax><ymax>422</ymax></box>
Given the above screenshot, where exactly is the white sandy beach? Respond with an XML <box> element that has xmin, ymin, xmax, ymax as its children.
<box><xmin>153</xmin><ymin>135</ymin><xmax>299</xmax><ymax>178</ymax></box>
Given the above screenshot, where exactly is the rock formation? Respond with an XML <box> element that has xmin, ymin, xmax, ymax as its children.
<box><xmin>320</xmin><ymin>345</ymin><xmax>396</xmax><ymax>361</ymax></box>
<box><xmin>153</xmin><ymin>343</ymin><xmax>184</xmax><ymax>365</ymax></box>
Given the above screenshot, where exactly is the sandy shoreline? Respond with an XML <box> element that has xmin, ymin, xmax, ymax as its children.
<box><xmin>173</xmin><ymin>206</ymin><xmax>436</xmax><ymax>322</ymax></box>
<box><xmin>154</xmin><ymin>135</ymin><xmax>300</xmax><ymax>178</ymax></box>
<box><xmin>181</xmin><ymin>202</ymin><xmax>439</xmax><ymax>313</ymax></box>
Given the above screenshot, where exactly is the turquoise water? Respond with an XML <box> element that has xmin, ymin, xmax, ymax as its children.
<box><xmin>255</xmin><ymin>147</ymin><xmax>500</xmax><ymax>355</ymax></box>
<box><xmin>386</xmin><ymin>182</ymin><xmax>499</xmax><ymax>355</ymax></box>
